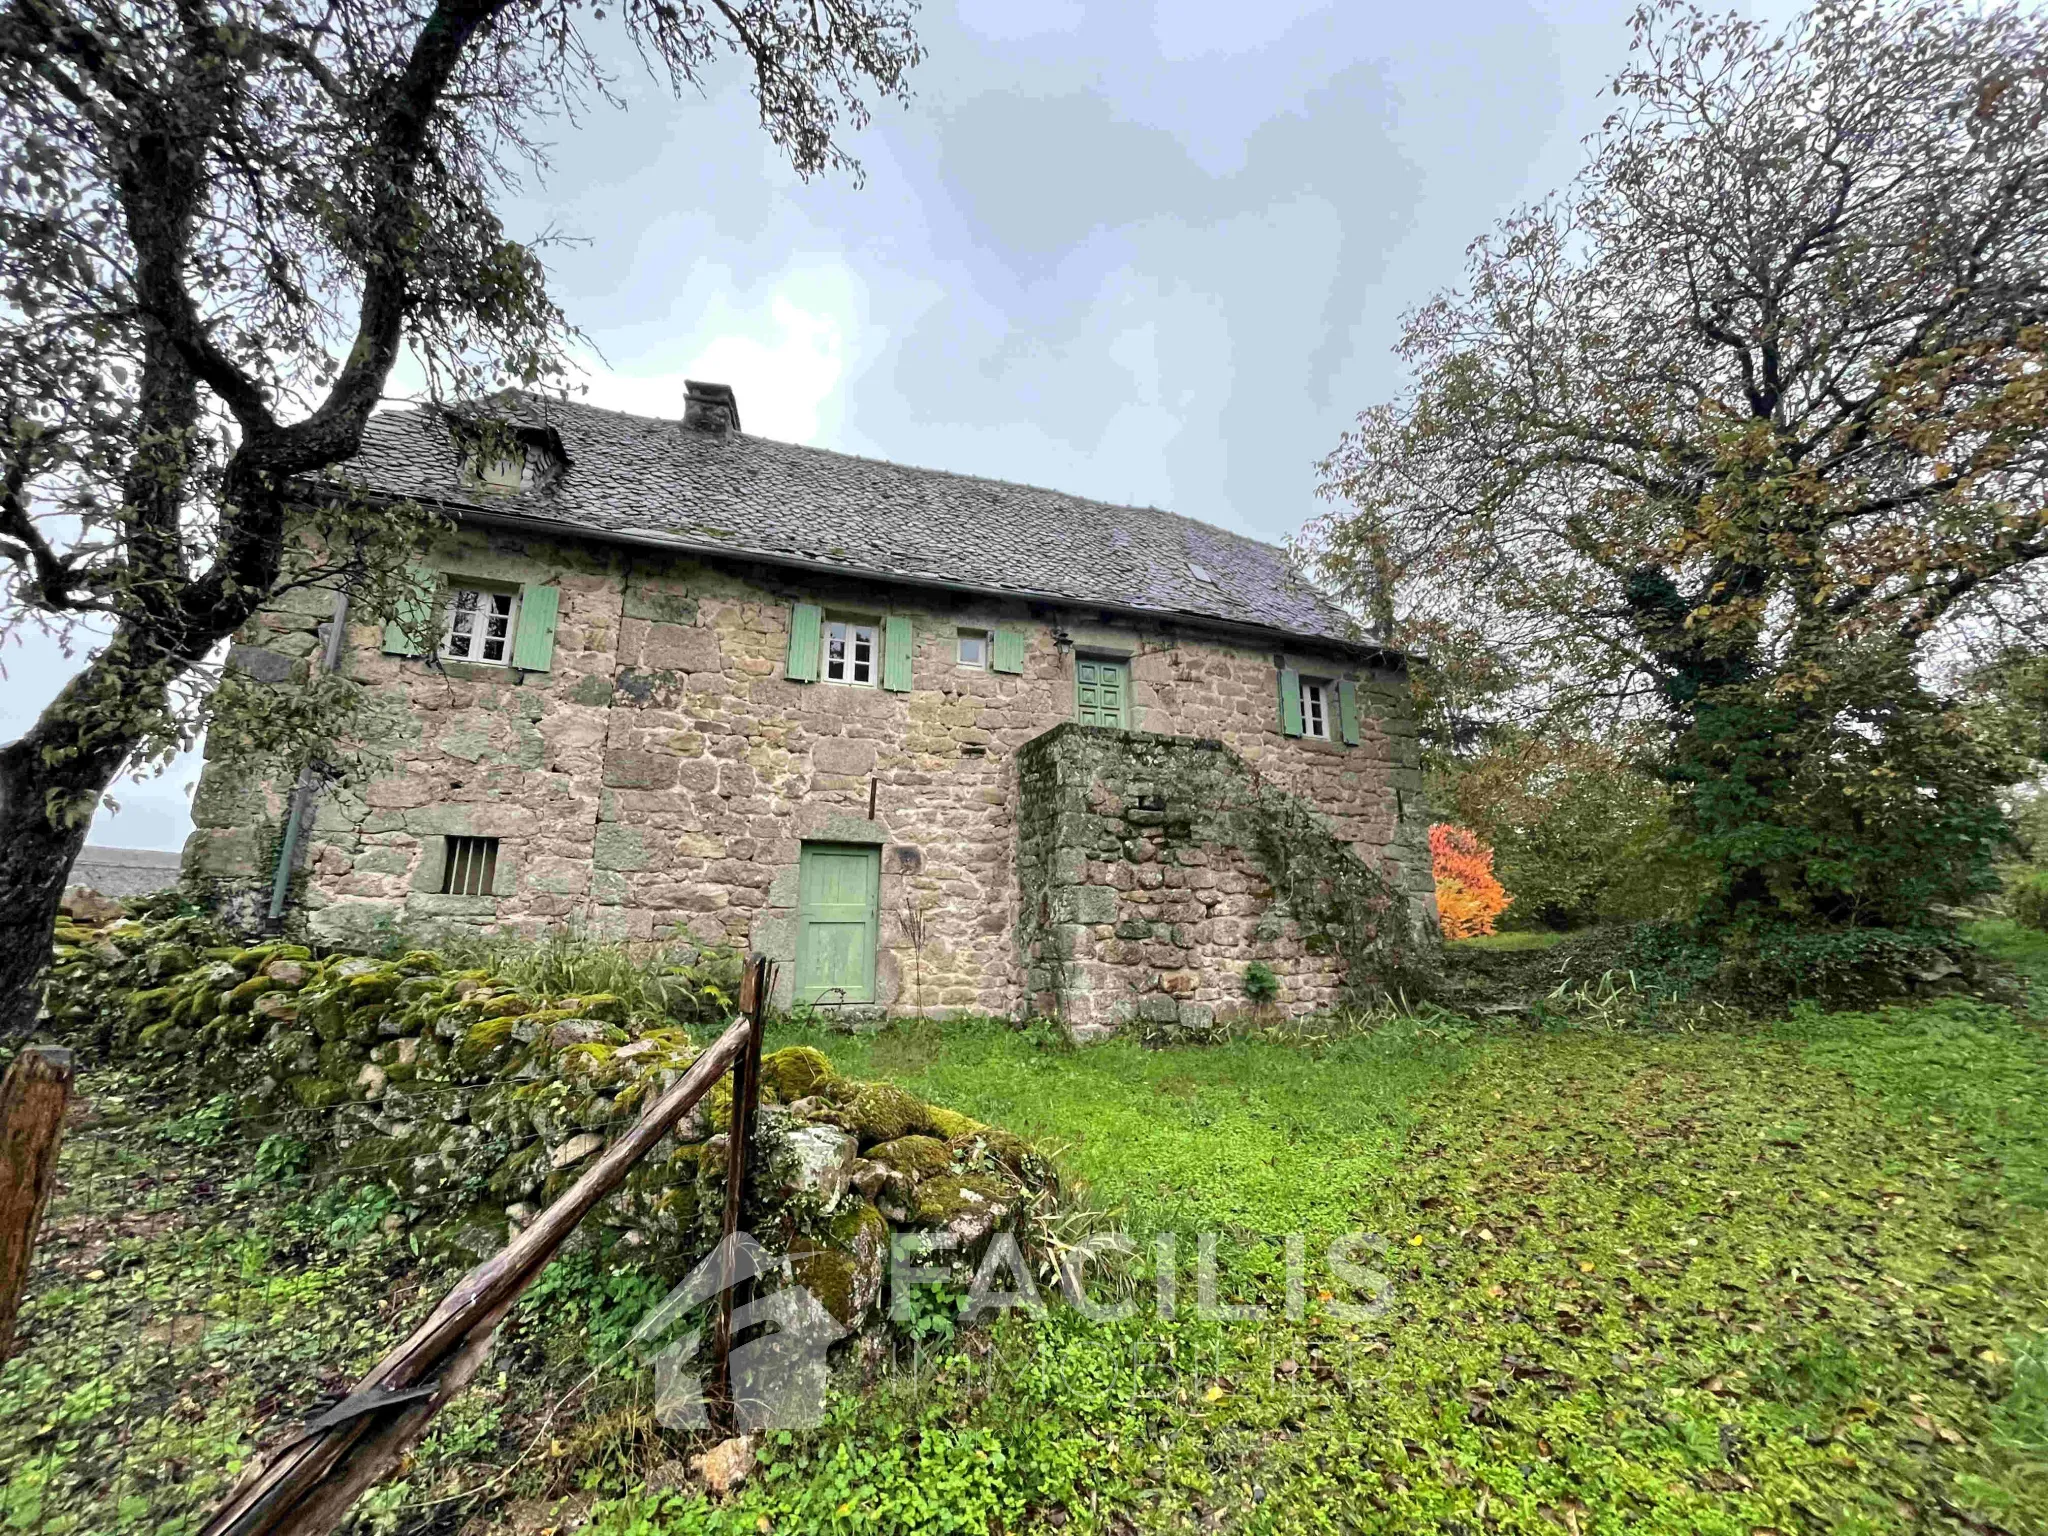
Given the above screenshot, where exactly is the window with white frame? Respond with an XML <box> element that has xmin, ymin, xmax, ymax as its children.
<box><xmin>443</xmin><ymin>585</ymin><xmax>519</xmax><ymax>665</ymax></box>
<box><xmin>823</xmin><ymin>618</ymin><xmax>878</xmax><ymax>685</ymax></box>
<box><xmin>1301</xmin><ymin>678</ymin><xmax>1331</xmax><ymax>740</ymax></box>
<box><xmin>957</xmin><ymin>628</ymin><xmax>992</xmax><ymax>668</ymax></box>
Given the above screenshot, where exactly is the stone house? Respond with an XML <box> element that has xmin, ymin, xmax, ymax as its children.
<box><xmin>186</xmin><ymin>383</ymin><xmax>1436</xmax><ymax>1035</ymax></box>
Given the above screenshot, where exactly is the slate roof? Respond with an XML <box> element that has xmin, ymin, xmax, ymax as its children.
<box><xmin>339</xmin><ymin>391</ymin><xmax>1374</xmax><ymax>650</ymax></box>
<box><xmin>69</xmin><ymin>846</ymin><xmax>182</xmax><ymax>899</ymax></box>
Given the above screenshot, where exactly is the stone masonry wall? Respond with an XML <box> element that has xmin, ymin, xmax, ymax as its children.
<box><xmin>1016</xmin><ymin>724</ymin><xmax>1436</xmax><ymax>1040</ymax></box>
<box><xmin>187</xmin><ymin>519</ymin><xmax>1436</xmax><ymax>1019</ymax></box>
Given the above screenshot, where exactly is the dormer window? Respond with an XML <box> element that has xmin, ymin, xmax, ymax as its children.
<box><xmin>474</xmin><ymin>448</ymin><xmax>526</xmax><ymax>491</ymax></box>
<box><xmin>451</xmin><ymin>412</ymin><xmax>567</xmax><ymax>494</ymax></box>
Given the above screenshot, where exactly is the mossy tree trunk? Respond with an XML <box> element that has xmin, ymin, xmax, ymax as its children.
<box><xmin>0</xmin><ymin>632</ymin><xmax>230</xmax><ymax>1046</ymax></box>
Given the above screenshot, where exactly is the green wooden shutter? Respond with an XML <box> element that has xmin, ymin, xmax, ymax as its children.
<box><xmin>785</xmin><ymin>602</ymin><xmax>823</xmax><ymax>682</ymax></box>
<box><xmin>991</xmin><ymin>629</ymin><xmax>1026</xmax><ymax>674</ymax></box>
<box><xmin>380</xmin><ymin>563</ymin><xmax>438</xmax><ymax>656</ymax></box>
<box><xmin>882</xmin><ymin>615</ymin><xmax>914</xmax><ymax>692</ymax></box>
<box><xmin>1277</xmin><ymin>668</ymin><xmax>1305</xmax><ymax>737</ymax></box>
<box><xmin>1337</xmin><ymin>678</ymin><xmax>1360</xmax><ymax>746</ymax></box>
<box><xmin>511</xmin><ymin>584</ymin><xmax>560</xmax><ymax>671</ymax></box>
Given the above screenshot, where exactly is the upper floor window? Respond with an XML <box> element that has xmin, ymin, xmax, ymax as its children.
<box><xmin>451</xmin><ymin>413</ymin><xmax>567</xmax><ymax>494</ymax></box>
<box><xmin>1301</xmin><ymin>678</ymin><xmax>1331</xmax><ymax>740</ymax></box>
<box><xmin>473</xmin><ymin>449</ymin><xmax>526</xmax><ymax>490</ymax></box>
<box><xmin>824</xmin><ymin>618</ymin><xmax>877</xmax><ymax>685</ymax></box>
<box><xmin>444</xmin><ymin>585</ymin><xmax>519</xmax><ymax>665</ymax></box>
<box><xmin>958</xmin><ymin>629</ymin><xmax>992</xmax><ymax>668</ymax></box>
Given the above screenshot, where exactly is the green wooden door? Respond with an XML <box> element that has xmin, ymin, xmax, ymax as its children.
<box><xmin>796</xmin><ymin>843</ymin><xmax>880</xmax><ymax>1005</ymax></box>
<box><xmin>1075</xmin><ymin>657</ymin><xmax>1130</xmax><ymax>728</ymax></box>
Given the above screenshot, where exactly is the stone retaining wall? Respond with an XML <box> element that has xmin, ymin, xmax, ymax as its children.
<box><xmin>1017</xmin><ymin>724</ymin><xmax>1436</xmax><ymax>1040</ymax></box>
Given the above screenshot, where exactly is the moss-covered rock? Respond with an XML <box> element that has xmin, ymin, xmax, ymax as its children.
<box><xmin>759</xmin><ymin>1045</ymin><xmax>835</xmax><ymax>1102</ymax></box>
<box><xmin>911</xmin><ymin>1173</ymin><xmax>1017</xmax><ymax>1249</ymax></box>
<box><xmin>832</xmin><ymin>1081</ymin><xmax>929</xmax><ymax>1145</ymax></box>
<box><xmin>288</xmin><ymin>1075</ymin><xmax>349</xmax><ymax>1110</ymax></box>
<box><xmin>866</xmin><ymin>1135</ymin><xmax>954</xmax><ymax>1180</ymax></box>
<box><xmin>455</xmin><ymin>1014</ymin><xmax>519</xmax><ymax>1072</ymax></box>
<box><xmin>225</xmin><ymin>976</ymin><xmax>275</xmax><ymax>1012</ymax></box>
<box><xmin>793</xmin><ymin>1200</ymin><xmax>889</xmax><ymax>1327</ymax></box>
<box><xmin>954</xmin><ymin>1129</ymin><xmax>1059</xmax><ymax>1191</ymax></box>
<box><xmin>922</xmin><ymin>1105</ymin><xmax>986</xmax><ymax>1140</ymax></box>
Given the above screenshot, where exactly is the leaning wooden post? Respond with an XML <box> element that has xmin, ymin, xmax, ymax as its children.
<box><xmin>0</xmin><ymin>1045</ymin><xmax>76</xmax><ymax>1359</ymax></box>
<box><xmin>201</xmin><ymin>1016</ymin><xmax>755</xmax><ymax>1536</ymax></box>
<box><xmin>709</xmin><ymin>956</ymin><xmax>771</xmax><ymax>1434</ymax></box>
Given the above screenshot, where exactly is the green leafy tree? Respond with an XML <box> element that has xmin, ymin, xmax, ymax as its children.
<box><xmin>1430</xmin><ymin>733</ymin><xmax>1689</xmax><ymax>931</ymax></box>
<box><xmin>1305</xmin><ymin>0</ymin><xmax>2048</xmax><ymax>932</ymax></box>
<box><xmin>0</xmin><ymin>0</ymin><xmax>922</xmax><ymax>1042</ymax></box>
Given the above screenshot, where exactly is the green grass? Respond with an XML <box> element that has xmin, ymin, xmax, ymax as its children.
<box><xmin>1965</xmin><ymin>914</ymin><xmax>2048</xmax><ymax>997</ymax></box>
<box><xmin>650</xmin><ymin>999</ymin><xmax>2048</xmax><ymax>1534</ymax></box>
<box><xmin>15</xmin><ymin>967</ymin><xmax>2048</xmax><ymax>1535</ymax></box>
<box><xmin>761</xmin><ymin>1013</ymin><xmax>1471</xmax><ymax>1237</ymax></box>
<box><xmin>1445</xmin><ymin>930</ymin><xmax>1571</xmax><ymax>953</ymax></box>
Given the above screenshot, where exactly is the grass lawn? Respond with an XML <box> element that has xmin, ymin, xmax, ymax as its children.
<box><xmin>7</xmin><ymin>930</ymin><xmax>2048</xmax><ymax>1535</ymax></box>
<box><xmin>1443</xmin><ymin>931</ymin><xmax>1572</xmax><ymax>954</ymax></box>
<box><xmin>638</xmin><ymin>953</ymin><xmax>2048</xmax><ymax>1533</ymax></box>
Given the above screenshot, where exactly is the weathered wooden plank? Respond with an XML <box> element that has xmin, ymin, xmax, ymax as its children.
<box><xmin>710</xmin><ymin>956</ymin><xmax>772</xmax><ymax>1433</ymax></box>
<box><xmin>0</xmin><ymin>1044</ymin><xmax>75</xmax><ymax>1359</ymax></box>
<box><xmin>201</xmin><ymin>1013</ymin><xmax>755</xmax><ymax>1536</ymax></box>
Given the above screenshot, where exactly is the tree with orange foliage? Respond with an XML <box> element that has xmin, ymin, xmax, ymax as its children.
<box><xmin>1430</xmin><ymin>823</ymin><xmax>1512</xmax><ymax>940</ymax></box>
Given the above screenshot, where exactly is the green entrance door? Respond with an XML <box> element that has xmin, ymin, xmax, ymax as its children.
<box><xmin>796</xmin><ymin>843</ymin><xmax>880</xmax><ymax>1005</ymax></box>
<box><xmin>1075</xmin><ymin>657</ymin><xmax>1130</xmax><ymax>728</ymax></box>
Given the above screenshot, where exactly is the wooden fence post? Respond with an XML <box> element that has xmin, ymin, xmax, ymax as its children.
<box><xmin>709</xmin><ymin>955</ymin><xmax>771</xmax><ymax>1435</ymax></box>
<box><xmin>0</xmin><ymin>1045</ymin><xmax>76</xmax><ymax>1359</ymax></box>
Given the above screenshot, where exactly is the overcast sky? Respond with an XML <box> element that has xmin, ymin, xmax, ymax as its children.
<box><xmin>5</xmin><ymin>0</ymin><xmax>1791</xmax><ymax>854</ymax></box>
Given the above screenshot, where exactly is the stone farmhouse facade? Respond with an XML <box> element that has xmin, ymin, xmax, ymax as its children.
<box><xmin>185</xmin><ymin>383</ymin><xmax>1437</xmax><ymax>1035</ymax></box>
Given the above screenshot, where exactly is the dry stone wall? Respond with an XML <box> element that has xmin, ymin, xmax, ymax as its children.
<box><xmin>187</xmin><ymin>521</ymin><xmax>1435</xmax><ymax>1019</ymax></box>
<box><xmin>1017</xmin><ymin>724</ymin><xmax>1435</xmax><ymax>1040</ymax></box>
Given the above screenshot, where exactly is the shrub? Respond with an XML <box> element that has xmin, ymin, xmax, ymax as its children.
<box><xmin>1242</xmin><ymin>961</ymin><xmax>1280</xmax><ymax>1004</ymax></box>
<box><xmin>2012</xmin><ymin>868</ymin><xmax>2048</xmax><ymax>932</ymax></box>
<box><xmin>1666</xmin><ymin>659</ymin><xmax>2020</xmax><ymax>932</ymax></box>
<box><xmin>1430</xmin><ymin>823</ymin><xmax>1512</xmax><ymax>939</ymax></box>
<box><xmin>434</xmin><ymin>927</ymin><xmax>743</xmax><ymax>1028</ymax></box>
<box><xmin>1542</xmin><ymin>921</ymin><xmax>1973</xmax><ymax>1013</ymax></box>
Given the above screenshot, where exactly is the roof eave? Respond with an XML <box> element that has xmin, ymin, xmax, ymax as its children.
<box><xmin>313</xmin><ymin>482</ymin><xmax>1409</xmax><ymax>669</ymax></box>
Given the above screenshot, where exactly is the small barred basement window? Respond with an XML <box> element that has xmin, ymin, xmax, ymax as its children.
<box><xmin>443</xmin><ymin>586</ymin><xmax>518</xmax><ymax>664</ymax></box>
<box><xmin>442</xmin><ymin>836</ymin><xmax>500</xmax><ymax>896</ymax></box>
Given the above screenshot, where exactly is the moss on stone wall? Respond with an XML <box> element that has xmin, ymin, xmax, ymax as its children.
<box><xmin>41</xmin><ymin>900</ymin><xmax>1057</xmax><ymax>1329</ymax></box>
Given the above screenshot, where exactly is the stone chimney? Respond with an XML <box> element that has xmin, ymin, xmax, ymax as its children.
<box><xmin>682</xmin><ymin>380</ymin><xmax>740</xmax><ymax>435</ymax></box>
